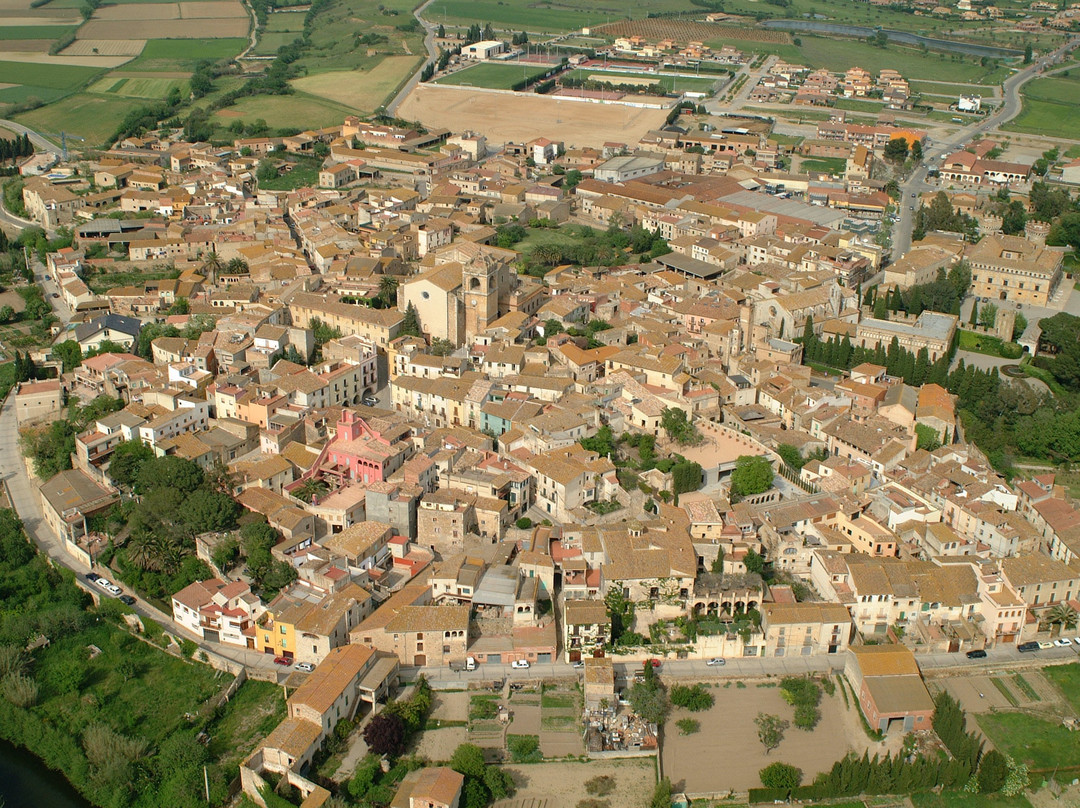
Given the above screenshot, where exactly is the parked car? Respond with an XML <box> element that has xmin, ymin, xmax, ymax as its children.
<box><xmin>83</xmin><ymin>573</ymin><xmax>99</xmax><ymax>584</ymax></box>
<box><xmin>645</xmin><ymin>658</ymin><xmax>662</xmax><ymax>669</ymax></box>
<box><xmin>965</xmin><ymin>649</ymin><xmax>987</xmax><ymax>659</ymax></box>
<box><xmin>273</xmin><ymin>656</ymin><xmax>292</xmax><ymax>666</ymax></box>
<box><xmin>572</xmin><ymin>661</ymin><xmax>585</xmax><ymax>669</ymax></box>
<box><xmin>118</xmin><ymin>595</ymin><xmax>136</xmax><ymax>606</ymax></box>
<box><xmin>105</xmin><ymin>584</ymin><xmax>121</xmax><ymax>596</ymax></box>
<box><xmin>362</xmin><ymin>395</ymin><xmax>379</xmax><ymax>407</ymax></box>
<box><xmin>705</xmin><ymin>657</ymin><xmax>726</xmax><ymax>666</ymax></box>
<box><xmin>1073</xmin><ymin>637</ymin><xmax>1080</xmax><ymax>645</ymax></box>
<box><xmin>1018</xmin><ymin>641</ymin><xmax>1040</xmax><ymax>652</ymax></box>
<box><xmin>51</xmin><ymin>293</ymin><xmax>59</xmax><ymax>298</ymax></box>
<box><xmin>1038</xmin><ymin>641</ymin><xmax>1055</xmax><ymax>649</ymax></box>
<box><xmin>295</xmin><ymin>662</ymin><xmax>314</xmax><ymax>673</ymax></box>
<box><xmin>1055</xmin><ymin>637</ymin><xmax>1073</xmax><ymax>647</ymax></box>
<box><xmin>511</xmin><ymin>659</ymin><xmax>530</xmax><ymax>669</ymax></box>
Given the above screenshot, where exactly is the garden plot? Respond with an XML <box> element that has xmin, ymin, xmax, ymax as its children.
<box><xmin>493</xmin><ymin>758</ymin><xmax>655</xmax><ymax>808</ymax></box>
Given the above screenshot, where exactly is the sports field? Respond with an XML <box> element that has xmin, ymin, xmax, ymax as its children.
<box><xmin>435</xmin><ymin>61</ymin><xmax>551</xmax><ymax>89</ymax></box>
<box><xmin>291</xmin><ymin>55</ymin><xmax>420</xmax><ymax>112</ymax></box>
<box><xmin>565</xmin><ymin>68</ymin><xmax>717</xmax><ymax>94</ymax></box>
<box><xmin>397</xmin><ymin>83</ymin><xmax>669</xmax><ymax>147</ymax></box>
<box><xmin>1005</xmin><ymin>73</ymin><xmax>1080</xmax><ymax>140</ymax></box>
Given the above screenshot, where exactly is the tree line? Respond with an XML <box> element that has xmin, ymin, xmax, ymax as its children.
<box><xmin>0</xmin><ymin>133</ymin><xmax>33</xmax><ymax>165</ymax></box>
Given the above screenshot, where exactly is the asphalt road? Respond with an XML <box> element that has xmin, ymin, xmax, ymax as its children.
<box><xmin>385</xmin><ymin>0</ymin><xmax>439</xmax><ymax>116</ymax></box>
<box><xmin>893</xmin><ymin>37</ymin><xmax>1080</xmax><ymax>258</ymax></box>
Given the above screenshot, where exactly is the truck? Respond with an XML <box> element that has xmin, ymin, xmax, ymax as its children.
<box><xmin>451</xmin><ymin>656</ymin><xmax>477</xmax><ymax>672</ymax></box>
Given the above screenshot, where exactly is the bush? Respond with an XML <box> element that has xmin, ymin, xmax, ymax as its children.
<box><xmin>507</xmin><ymin>734</ymin><xmax>541</xmax><ymax>763</ymax></box>
<box><xmin>515</xmin><ymin>517</ymin><xmax>533</xmax><ymax>530</ymax></box>
<box><xmin>675</xmin><ymin>718</ymin><xmax>700</xmax><ymax>735</ymax></box>
<box><xmin>747</xmin><ymin>787</ymin><xmax>789</xmax><ymax>803</ymax></box>
<box><xmin>584</xmin><ymin>775</ymin><xmax>615</xmax><ymax>796</ymax></box>
<box><xmin>669</xmin><ymin>683</ymin><xmax>714</xmax><ymax>712</ymax></box>
<box><xmin>760</xmin><ymin>762</ymin><xmax>803</xmax><ymax>789</ymax></box>
<box><xmin>180</xmin><ymin>639</ymin><xmax>197</xmax><ymax>658</ymax></box>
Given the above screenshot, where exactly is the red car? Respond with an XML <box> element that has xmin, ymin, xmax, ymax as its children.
<box><xmin>273</xmin><ymin>656</ymin><xmax>292</xmax><ymax>666</ymax></box>
<box><xmin>645</xmin><ymin>658</ymin><xmax>662</xmax><ymax>669</ymax></box>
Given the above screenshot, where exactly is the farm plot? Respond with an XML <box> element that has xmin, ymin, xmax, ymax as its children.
<box><xmin>78</xmin><ymin>17</ymin><xmax>249</xmax><ymax>38</ymax></box>
<box><xmin>661</xmin><ymin>680</ymin><xmax>874</xmax><ymax>794</ymax></box>
<box><xmin>398</xmin><ymin>84</ymin><xmax>669</xmax><ymax>147</ymax></box>
<box><xmin>0</xmin><ymin>24</ymin><xmax>75</xmax><ymax>38</ymax></box>
<box><xmin>93</xmin><ymin>3</ymin><xmax>186</xmax><ymax>19</ymax></box>
<box><xmin>0</xmin><ymin>59</ymin><xmax>101</xmax><ymax>88</ymax></box>
<box><xmin>211</xmin><ymin>91</ymin><xmax>352</xmax><ymax>131</ymax></box>
<box><xmin>122</xmin><ymin>37</ymin><xmax>247</xmax><ymax>70</ymax></box>
<box><xmin>62</xmin><ymin>39</ymin><xmax>147</xmax><ymax>56</ymax></box>
<box><xmin>428</xmin><ymin>0</ymin><xmax>701</xmax><ymax>33</ymax></box>
<box><xmin>595</xmin><ymin>18</ymin><xmax>793</xmax><ymax>45</ymax></box>
<box><xmin>434</xmin><ymin>61</ymin><xmax>551</xmax><ymax>90</ymax></box>
<box><xmin>88</xmin><ymin>75</ymin><xmax>186</xmax><ymax>98</ymax></box>
<box><xmin>493</xmin><ymin>758</ymin><xmax>655</xmax><ymax>808</ymax></box>
<box><xmin>13</xmin><ymin>91</ymin><xmax>145</xmax><ymax>144</ymax></box>
<box><xmin>290</xmin><ymin>55</ymin><xmax>420</xmax><ymax>112</ymax></box>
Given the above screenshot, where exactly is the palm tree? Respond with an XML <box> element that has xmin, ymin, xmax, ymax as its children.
<box><xmin>124</xmin><ymin>531</ymin><xmax>163</xmax><ymax>572</ymax></box>
<box><xmin>201</xmin><ymin>250</ymin><xmax>223</xmax><ymax>286</ymax></box>
<box><xmin>378</xmin><ymin>275</ymin><xmax>399</xmax><ymax>308</ymax></box>
<box><xmin>227</xmin><ymin>257</ymin><xmax>249</xmax><ymax>276</ymax></box>
<box><xmin>1043</xmin><ymin>604</ymin><xmax>1078</xmax><ymax>636</ymax></box>
<box><xmin>294</xmin><ymin>477</ymin><xmax>330</xmax><ymax>504</ymax></box>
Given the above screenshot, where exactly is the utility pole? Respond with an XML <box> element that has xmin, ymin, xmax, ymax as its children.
<box><xmin>203</xmin><ymin>765</ymin><xmax>210</xmax><ymax>803</ymax></box>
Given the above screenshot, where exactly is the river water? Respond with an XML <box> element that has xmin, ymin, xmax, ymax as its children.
<box><xmin>0</xmin><ymin>738</ymin><xmax>91</xmax><ymax>808</ymax></box>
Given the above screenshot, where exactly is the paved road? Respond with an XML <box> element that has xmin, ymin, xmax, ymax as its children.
<box><xmin>893</xmin><ymin>37</ymin><xmax>1080</xmax><ymax>258</ymax></box>
<box><xmin>385</xmin><ymin>0</ymin><xmax>439</xmax><ymax>116</ymax></box>
<box><xmin>0</xmin><ymin>118</ymin><xmax>58</xmax><ymax>155</ymax></box>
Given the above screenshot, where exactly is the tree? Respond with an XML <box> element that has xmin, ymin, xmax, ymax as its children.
<box><xmin>755</xmin><ymin>713</ymin><xmax>789</xmax><ymax>754</ymax></box>
<box><xmin>1024</xmin><ymin>43</ymin><xmax>1033</xmax><ymax>64</ymax></box>
<box><xmin>670</xmin><ymin>683</ymin><xmax>714</xmax><ymax>711</ymax></box>
<box><xmin>53</xmin><ymin>339</ymin><xmax>83</xmax><ymax>373</ymax></box>
<box><xmin>776</xmin><ymin>443</ymin><xmax>805</xmax><ymax>469</ymax></box>
<box><xmin>378</xmin><ymin>275</ymin><xmax>399</xmax><ymax>308</ymax></box>
<box><xmin>883</xmin><ymin>137</ymin><xmax>909</xmax><ymax>163</ymax></box>
<box><xmin>978</xmin><ymin>749</ymin><xmax>1009</xmax><ymax>793</ymax></box>
<box><xmin>1048</xmin><ymin>212</ymin><xmax>1080</xmax><ymax>252</ymax></box>
<box><xmin>759</xmin><ymin>762</ymin><xmax>803</xmax><ymax>789</ymax></box>
<box><xmin>107</xmin><ymin>440</ymin><xmax>155</xmax><ymax>489</ymax></box>
<box><xmin>969</xmin><ymin>300</ymin><xmax>979</xmax><ymax>326</ymax></box>
<box><xmin>910</xmin><ymin>139</ymin><xmax>923</xmax><ymax>161</ymax></box>
<box><xmin>650</xmin><ymin>778</ymin><xmax>673</xmax><ymax>808</ymax></box>
<box><xmin>979</xmin><ymin>302</ymin><xmax>998</xmax><ymax>329</ymax></box>
<box><xmin>743</xmin><ymin>547</ymin><xmax>765</xmax><ymax>576</ymax></box>
<box><xmin>710</xmin><ymin>546</ymin><xmax>725</xmax><ymax>574</ymax></box>
<box><xmin>627</xmin><ymin>679</ymin><xmax>670</xmax><ymax>725</ymax></box>
<box><xmin>873</xmin><ymin>295</ymin><xmax>888</xmax><ymax>320</ymax></box>
<box><xmin>429</xmin><ymin>338</ymin><xmax>454</xmax><ymax>356</ymax></box>
<box><xmin>450</xmin><ymin>743</ymin><xmax>486</xmax><ymax>779</ymax></box>
<box><xmin>730</xmin><ymin>455</ymin><xmax>774</xmax><ymax>498</ymax></box>
<box><xmin>362</xmin><ymin>713</ymin><xmax>406</xmax><ymax>757</ymax></box>
<box><xmin>1044</xmin><ymin>603</ymin><xmax>1078</xmax><ymax>634</ymax></box>
<box><xmin>660</xmin><ymin>407</ymin><xmax>699</xmax><ymax>445</ymax></box>
<box><xmin>400</xmin><ymin>301</ymin><xmax>422</xmax><ymax>337</ymax></box>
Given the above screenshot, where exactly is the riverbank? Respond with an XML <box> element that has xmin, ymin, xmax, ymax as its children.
<box><xmin>0</xmin><ymin>736</ymin><xmax>91</xmax><ymax>808</ymax></box>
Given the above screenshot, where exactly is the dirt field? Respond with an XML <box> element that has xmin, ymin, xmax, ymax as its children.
<box><xmin>661</xmin><ymin>682</ymin><xmax>878</xmax><ymax>794</ymax></box>
<box><xmin>290</xmin><ymin>55</ymin><xmax>418</xmax><ymax>112</ymax></box>
<box><xmin>929</xmin><ymin>669</ymin><xmax>1065</xmax><ymax>717</ymax></box>
<box><xmin>493</xmin><ymin>758</ymin><xmax>655</xmax><ymax>808</ymax></box>
<box><xmin>63</xmin><ymin>39</ymin><xmax>147</xmax><ymax>56</ymax></box>
<box><xmin>95</xmin><ymin>3</ymin><xmax>182</xmax><ymax>19</ymax></box>
<box><xmin>413</xmin><ymin>726</ymin><xmax>468</xmax><ymax>762</ymax></box>
<box><xmin>429</xmin><ymin>690</ymin><xmax>469</xmax><ymax>722</ymax></box>
<box><xmin>397</xmin><ymin>84</ymin><xmax>669</xmax><ymax>148</ymax></box>
<box><xmin>0</xmin><ymin>51</ymin><xmax>131</xmax><ymax>67</ymax></box>
<box><xmin>79</xmin><ymin>18</ymin><xmax>249</xmax><ymax>38</ymax></box>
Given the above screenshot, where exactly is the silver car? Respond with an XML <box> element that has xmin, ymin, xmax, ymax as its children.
<box><xmin>706</xmin><ymin>657</ymin><xmax>726</xmax><ymax>666</ymax></box>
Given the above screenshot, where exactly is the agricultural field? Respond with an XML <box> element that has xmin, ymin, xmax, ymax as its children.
<box><xmin>13</xmin><ymin>91</ymin><xmax>146</xmax><ymax>145</ymax></box>
<box><xmin>296</xmin><ymin>0</ymin><xmax>425</xmax><ymax>75</ymax></box>
<box><xmin>398</xmin><ymin>83</ymin><xmax>669</xmax><ymax>146</ymax></box>
<box><xmin>565</xmin><ymin>68</ymin><xmax>719</xmax><ymax>95</ymax></box>
<box><xmin>424</xmin><ymin>0</ymin><xmax>701</xmax><ymax>34</ymax></box>
<box><xmin>0</xmin><ymin>24</ymin><xmax>76</xmax><ymax>39</ymax></box>
<box><xmin>88</xmin><ymin>75</ymin><xmax>187</xmax><ymax>99</ymax></box>
<box><xmin>435</xmin><ymin>61</ymin><xmax>552</xmax><ymax>89</ymax></box>
<box><xmin>121</xmin><ymin>37</ymin><xmax>248</xmax><ymax>71</ymax></box>
<box><xmin>290</xmin><ymin>55</ymin><xmax>420</xmax><ymax>113</ymax></box>
<box><xmin>795</xmin><ymin>35</ymin><xmax>1013</xmax><ymax>83</ymax></box>
<box><xmin>212</xmin><ymin>92</ymin><xmax>353</xmax><ymax>132</ymax></box>
<box><xmin>1006</xmin><ymin>73</ymin><xmax>1080</xmax><ymax>140</ymax></box>
<box><xmin>595</xmin><ymin>18</ymin><xmax>793</xmax><ymax>46</ymax></box>
<box><xmin>496</xmin><ymin>758</ymin><xmax>655</xmax><ymax>808</ymax></box>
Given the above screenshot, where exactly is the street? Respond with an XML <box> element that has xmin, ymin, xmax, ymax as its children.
<box><xmin>893</xmin><ymin>38</ymin><xmax>1080</xmax><ymax>258</ymax></box>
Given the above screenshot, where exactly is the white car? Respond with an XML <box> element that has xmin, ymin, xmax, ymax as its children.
<box><xmin>572</xmin><ymin>661</ymin><xmax>585</xmax><ymax>669</ymax></box>
<box><xmin>1038</xmin><ymin>641</ymin><xmax>1055</xmax><ymax>649</ymax></box>
<box><xmin>295</xmin><ymin>662</ymin><xmax>315</xmax><ymax>673</ymax></box>
<box><xmin>511</xmin><ymin>659</ymin><xmax>531</xmax><ymax>669</ymax></box>
<box><xmin>1055</xmin><ymin>638</ymin><xmax>1073</xmax><ymax>647</ymax></box>
<box><xmin>705</xmin><ymin>657</ymin><xmax>726</xmax><ymax>666</ymax></box>
<box><xmin>104</xmin><ymin>584</ymin><xmax>122</xmax><ymax>596</ymax></box>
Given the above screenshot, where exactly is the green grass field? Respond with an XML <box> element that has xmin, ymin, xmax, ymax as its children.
<box><xmin>297</xmin><ymin>0</ymin><xmax>426</xmax><ymax>74</ymax></box>
<box><xmin>265</xmin><ymin>11</ymin><xmax>305</xmax><ymax>31</ymax></box>
<box><xmin>977</xmin><ymin>711</ymin><xmax>1080</xmax><ymax>771</ymax></box>
<box><xmin>124</xmin><ymin>37</ymin><xmax>248</xmax><ymax>72</ymax></box>
<box><xmin>1044</xmin><ymin>663</ymin><xmax>1080</xmax><ymax>713</ymax></box>
<box><xmin>801</xmin><ymin>156</ymin><xmax>847</xmax><ymax>175</ymax></box>
<box><xmin>88</xmin><ymin>76</ymin><xmax>187</xmax><ymax>99</ymax></box>
<box><xmin>0</xmin><ymin>60</ymin><xmax>102</xmax><ymax>89</ymax></box>
<box><xmin>565</xmin><ymin>68</ymin><xmax>718</xmax><ymax>94</ymax></box>
<box><xmin>13</xmin><ymin>92</ymin><xmax>146</xmax><ymax>146</ymax></box>
<box><xmin>212</xmin><ymin>92</ymin><xmax>352</xmax><ymax>132</ymax></box>
<box><xmin>795</xmin><ymin>36</ymin><xmax>1012</xmax><ymax>83</ymax></box>
<box><xmin>426</xmin><ymin>0</ymin><xmax>699</xmax><ymax>33</ymax></box>
<box><xmin>435</xmin><ymin>61</ymin><xmax>551</xmax><ymax>89</ymax></box>
<box><xmin>253</xmin><ymin>32</ymin><xmax>300</xmax><ymax>55</ymax></box>
<box><xmin>1006</xmin><ymin>74</ymin><xmax>1080</xmax><ymax>140</ymax></box>
<box><xmin>0</xmin><ymin>85</ymin><xmax>71</xmax><ymax>107</ymax></box>
<box><xmin>909</xmin><ymin>80</ymin><xmax>990</xmax><ymax>97</ymax></box>
<box><xmin>0</xmin><ymin>25</ymin><xmax>77</xmax><ymax>40</ymax></box>
<box><xmin>910</xmin><ymin>792</ymin><xmax>1033</xmax><ymax>808</ymax></box>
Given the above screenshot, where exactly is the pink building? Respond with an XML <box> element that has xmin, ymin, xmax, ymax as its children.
<box><xmin>323</xmin><ymin>410</ymin><xmax>411</xmax><ymax>485</ymax></box>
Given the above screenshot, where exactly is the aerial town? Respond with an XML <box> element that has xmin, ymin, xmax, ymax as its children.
<box><xmin>2</xmin><ymin>3</ymin><xmax>1080</xmax><ymax>808</ymax></box>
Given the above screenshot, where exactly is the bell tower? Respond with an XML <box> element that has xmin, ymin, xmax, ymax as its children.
<box><xmin>463</xmin><ymin>255</ymin><xmax>499</xmax><ymax>341</ymax></box>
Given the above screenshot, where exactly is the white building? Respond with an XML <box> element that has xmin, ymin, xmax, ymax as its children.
<box><xmin>463</xmin><ymin>40</ymin><xmax>506</xmax><ymax>60</ymax></box>
<box><xmin>958</xmin><ymin>94</ymin><xmax>981</xmax><ymax>113</ymax></box>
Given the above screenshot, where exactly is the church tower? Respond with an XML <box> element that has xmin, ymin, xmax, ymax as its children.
<box><xmin>463</xmin><ymin>255</ymin><xmax>499</xmax><ymax>341</ymax></box>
